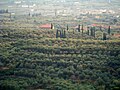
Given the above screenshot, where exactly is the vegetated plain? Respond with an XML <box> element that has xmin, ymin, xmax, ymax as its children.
<box><xmin>0</xmin><ymin>0</ymin><xmax>120</xmax><ymax>90</ymax></box>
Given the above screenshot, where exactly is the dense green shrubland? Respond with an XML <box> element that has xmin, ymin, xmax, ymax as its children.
<box><xmin>0</xmin><ymin>28</ymin><xmax>120</xmax><ymax>90</ymax></box>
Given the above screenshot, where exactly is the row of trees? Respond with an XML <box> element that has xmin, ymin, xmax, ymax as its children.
<box><xmin>56</xmin><ymin>29</ymin><xmax>66</xmax><ymax>38</ymax></box>
<box><xmin>56</xmin><ymin>24</ymin><xmax>111</xmax><ymax>40</ymax></box>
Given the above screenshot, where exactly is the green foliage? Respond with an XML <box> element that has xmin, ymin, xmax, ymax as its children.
<box><xmin>0</xmin><ymin>28</ymin><xmax>120</xmax><ymax>90</ymax></box>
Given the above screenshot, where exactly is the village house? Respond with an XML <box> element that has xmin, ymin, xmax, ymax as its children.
<box><xmin>39</xmin><ymin>23</ymin><xmax>54</xmax><ymax>29</ymax></box>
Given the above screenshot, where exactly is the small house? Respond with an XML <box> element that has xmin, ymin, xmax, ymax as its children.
<box><xmin>39</xmin><ymin>23</ymin><xmax>54</xmax><ymax>29</ymax></box>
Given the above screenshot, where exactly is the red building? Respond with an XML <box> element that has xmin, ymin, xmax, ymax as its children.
<box><xmin>113</xmin><ymin>34</ymin><xmax>120</xmax><ymax>38</ymax></box>
<box><xmin>39</xmin><ymin>23</ymin><xmax>54</xmax><ymax>29</ymax></box>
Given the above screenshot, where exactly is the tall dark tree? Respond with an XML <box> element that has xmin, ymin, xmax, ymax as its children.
<box><xmin>60</xmin><ymin>30</ymin><xmax>63</xmax><ymax>38</ymax></box>
<box><xmin>103</xmin><ymin>33</ymin><xmax>107</xmax><ymax>40</ymax></box>
<box><xmin>87</xmin><ymin>27</ymin><xmax>89</xmax><ymax>35</ymax></box>
<box><xmin>78</xmin><ymin>25</ymin><xmax>80</xmax><ymax>32</ymax></box>
<box><xmin>90</xmin><ymin>27</ymin><xmax>93</xmax><ymax>36</ymax></box>
<box><xmin>56</xmin><ymin>29</ymin><xmax>59</xmax><ymax>38</ymax></box>
<box><xmin>81</xmin><ymin>24</ymin><xmax>84</xmax><ymax>35</ymax></box>
<box><xmin>93</xmin><ymin>27</ymin><xmax>96</xmax><ymax>38</ymax></box>
<box><xmin>63</xmin><ymin>30</ymin><xmax>66</xmax><ymax>38</ymax></box>
<box><xmin>108</xmin><ymin>26</ymin><xmax>111</xmax><ymax>35</ymax></box>
<box><xmin>90</xmin><ymin>27</ymin><xmax>95</xmax><ymax>37</ymax></box>
<box><xmin>67</xmin><ymin>25</ymin><xmax>69</xmax><ymax>31</ymax></box>
<box><xmin>56</xmin><ymin>29</ymin><xmax>66</xmax><ymax>38</ymax></box>
<box><xmin>51</xmin><ymin>23</ymin><xmax>54</xmax><ymax>29</ymax></box>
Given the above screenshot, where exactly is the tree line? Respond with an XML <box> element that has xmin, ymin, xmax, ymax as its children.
<box><xmin>56</xmin><ymin>24</ymin><xmax>111</xmax><ymax>40</ymax></box>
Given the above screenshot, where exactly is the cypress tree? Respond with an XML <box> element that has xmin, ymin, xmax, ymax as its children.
<box><xmin>67</xmin><ymin>24</ymin><xmax>69</xmax><ymax>31</ymax></box>
<box><xmin>90</xmin><ymin>27</ymin><xmax>93</xmax><ymax>36</ymax></box>
<box><xmin>108</xmin><ymin>26</ymin><xmax>111</xmax><ymax>35</ymax></box>
<box><xmin>103</xmin><ymin>33</ymin><xmax>107</xmax><ymax>40</ymax></box>
<box><xmin>51</xmin><ymin>23</ymin><xmax>54</xmax><ymax>29</ymax></box>
<box><xmin>78</xmin><ymin>25</ymin><xmax>80</xmax><ymax>32</ymax></box>
<box><xmin>90</xmin><ymin>27</ymin><xmax>95</xmax><ymax>37</ymax></box>
<box><xmin>63</xmin><ymin>30</ymin><xmax>66</xmax><ymax>38</ymax></box>
<box><xmin>60</xmin><ymin>30</ymin><xmax>63</xmax><ymax>38</ymax></box>
<box><xmin>87</xmin><ymin>27</ymin><xmax>89</xmax><ymax>35</ymax></box>
<box><xmin>93</xmin><ymin>27</ymin><xmax>96</xmax><ymax>38</ymax></box>
<box><xmin>56</xmin><ymin>29</ymin><xmax>59</xmax><ymax>38</ymax></box>
<box><xmin>81</xmin><ymin>24</ymin><xmax>84</xmax><ymax>35</ymax></box>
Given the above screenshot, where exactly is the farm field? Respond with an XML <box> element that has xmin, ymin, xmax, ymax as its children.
<box><xmin>0</xmin><ymin>0</ymin><xmax>120</xmax><ymax>90</ymax></box>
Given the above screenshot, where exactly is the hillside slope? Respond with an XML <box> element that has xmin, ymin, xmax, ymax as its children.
<box><xmin>0</xmin><ymin>28</ymin><xmax>120</xmax><ymax>90</ymax></box>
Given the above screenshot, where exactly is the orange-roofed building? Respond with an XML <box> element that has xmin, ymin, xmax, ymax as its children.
<box><xmin>39</xmin><ymin>23</ymin><xmax>54</xmax><ymax>29</ymax></box>
<box><xmin>113</xmin><ymin>34</ymin><xmax>120</xmax><ymax>38</ymax></box>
